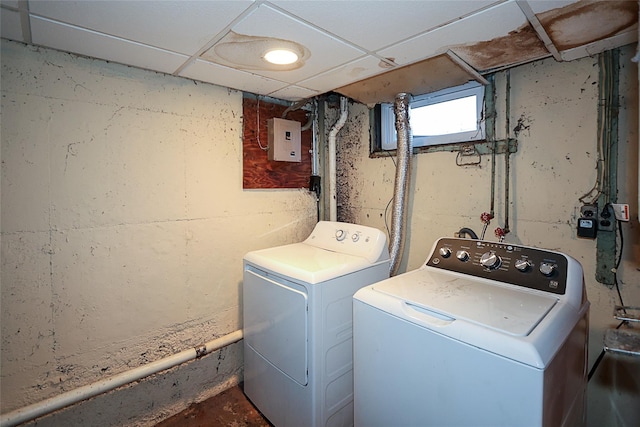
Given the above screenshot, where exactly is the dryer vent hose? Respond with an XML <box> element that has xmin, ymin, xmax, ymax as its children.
<box><xmin>389</xmin><ymin>93</ymin><xmax>413</xmax><ymax>276</ymax></box>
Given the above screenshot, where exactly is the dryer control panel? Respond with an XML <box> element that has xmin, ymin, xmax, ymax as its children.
<box><xmin>426</xmin><ymin>238</ymin><xmax>569</xmax><ymax>295</ymax></box>
<box><xmin>304</xmin><ymin>221</ymin><xmax>390</xmax><ymax>264</ymax></box>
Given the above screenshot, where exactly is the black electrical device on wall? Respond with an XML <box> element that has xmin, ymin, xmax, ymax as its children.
<box><xmin>309</xmin><ymin>175</ymin><xmax>321</xmax><ymax>198</ymax></box>
<box><xmin>577</xmin><ymin>204</ymin><xmax>597</xmax><ymax>239</ymax></box>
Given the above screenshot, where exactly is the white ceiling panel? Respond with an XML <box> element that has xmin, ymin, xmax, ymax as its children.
<box><xmin>379</xmin><ymin>0</ymin><xmax>530</xmax><ymax>66</ymax></box>
<box><xmin>272</xmin><ymin>0</ymin><xmax>501</xmax><ymax>52</ymax></box>
<box><xmin>30</xmin><ymin>16</ymin><xmax>190</xmax><ymax>75</ymax></box>
<box><xmin>180</xmin><ymin>58</ymin><xmax>291</xmax><ymax>95</ymax></box>
<box><xmin>29</xmin><ymin>0</ymin><xmax>255</xmax><ymax>55</ymax></box>
<box><xmin>298</xmin><ymin>55</ymin><xmax>397</xmax><ymax>94</ymax></box>
<box><xmin>0</xmin><ymin>0</ymin><xmax>636</xmax><ymax>103</ymax></box>
<box><xmin>222</xmin><ymin>3</ymin><xmax>365</xmax><ymax>82</ymax></box>
<box><xmin>269</xmin><ymin>84</ymin><xmax>320</xmax><ymax>101</ymax></box>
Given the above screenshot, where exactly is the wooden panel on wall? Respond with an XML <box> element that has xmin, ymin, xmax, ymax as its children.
<box><xmin>243</xmin><ymin>96</ymin><xmax>312</xmax><ymax>189</ymax></box>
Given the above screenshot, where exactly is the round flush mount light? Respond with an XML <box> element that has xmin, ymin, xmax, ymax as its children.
<box><xmin>263</xmin><ymin>49</ymin><xmax>299</xmax><ymax>65</ymax></box>
<box><xmin>204</xmin><ymin>32</ymin><xmax>308</xmax><ymax>71</ymax></box>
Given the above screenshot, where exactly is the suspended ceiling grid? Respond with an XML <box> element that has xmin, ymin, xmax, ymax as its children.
<box><xmin>0</xmin><ymin>1</ymin><xmax>637</xmax><ymax>104</ymax></box>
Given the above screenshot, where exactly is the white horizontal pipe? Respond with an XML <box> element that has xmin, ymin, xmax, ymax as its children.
<box><xmin>0</xmin><ymin>329</ymin><xmax>243</xmax><ymax>427</ymax></box>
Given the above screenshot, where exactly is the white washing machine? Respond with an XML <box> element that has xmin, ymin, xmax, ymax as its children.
<box><xmin>353</xmin><ymin>237</ymin><xmax>589</xmax><ymax>427</ymax></box>
<box><xmin>243</xmin><ymin>221</ymin><xmax>390</xmax><ymax>427</ymax></box>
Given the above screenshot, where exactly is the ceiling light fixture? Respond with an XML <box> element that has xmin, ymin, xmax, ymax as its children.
<box><xmin>263</xmin><ymin>49</ymin><xmax>299</xmax><ymax>65</ymax></box>
<box><xmin>204</xmin><ymin>32</ymin><xmax>307</xmax><ymax>71</ymax></box>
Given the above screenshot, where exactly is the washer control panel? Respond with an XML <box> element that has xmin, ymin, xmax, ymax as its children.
<box><xmin>426</xmin><ymin>238</ymin><xmax>568</xmax><ymax>295</ymax></box>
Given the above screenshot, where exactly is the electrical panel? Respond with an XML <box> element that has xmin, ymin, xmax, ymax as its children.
<box><xmin>268</xmin><ymin>118</ymin><xmax>301</xmax><ymax>162</ymax></box>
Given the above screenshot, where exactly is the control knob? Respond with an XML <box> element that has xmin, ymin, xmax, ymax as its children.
<box><xmin>335</xmin><ymin>229</ymin><xmax>346</xmax><ymax>241</ymax></box>
<box><xmin>514</xmin><ymin>259</ymin><xmax>532</xmax><ymax>272</ymax></box>
<box><xmin>480</xmin><ymin>251</ymin><xmax>501</xmax><ymax>269</ymax></box>
<box><xmin>539</xmin><ymin>262</ymin><xmax>556</xmax><ymax>277</ymax></box>
<box><xmin>456</xmin><ymin>250</ymin><xmax>470</xmax><ymax>262</ymax></box>
<box><xmin>439</xmin><ymin>247</ymin><xmax>452</xmax><ymax>258</ymax></box>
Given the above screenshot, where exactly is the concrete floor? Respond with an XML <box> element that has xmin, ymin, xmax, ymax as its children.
<box><xmin>155</xmin><ymin>384</ymin><xmax>272</xmax><ymax>427</ymax></box>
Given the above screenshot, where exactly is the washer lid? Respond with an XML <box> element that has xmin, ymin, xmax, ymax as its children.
<box><xmin>244</xmin><ymin>243</ymin><xmax>376</xmax><ymax>284</ymax></box>
<box><xmin>372</xmin><ymin>268</ymin><xmax>558</xmax><ymax>336</ymax></box>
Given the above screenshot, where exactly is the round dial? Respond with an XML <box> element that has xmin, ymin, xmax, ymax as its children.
<box><xmin>335</xmin><ymin>229</ymin><xmax>346</xmax><ymax>241</ymax></box>
<box><xmin>439</xmin><ymin>247</ymin><xmax>452</xmax><ymax>258</ymax></box>
<box><xmin>539</xmin><ymin>262</ymin><xmax>556</xmax><ymax>277</ymax></box>
<box><xmin>480</xmin><ymin>251</ymin><xmax>501</xmax><ymax>269</ymax></box>
<box><xmin>351</xmin><ymin>233</ymin><xmax>360</xmax><ymax>242</ymax></box>
<box><xmin>514</xmin><ymin>259</ymin><xmax>532</xmax><ymax>272</ymax></box>
<box><xmin>456</xmin><ymin>250</ymin><xmax>469</xmax><ymax>262</ymax></box>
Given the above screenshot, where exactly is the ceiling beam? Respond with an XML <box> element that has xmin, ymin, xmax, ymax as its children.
<box><xmin>516</xmin><ymin>0</ymin><xmax>562</xmax><ymax>61</ymax></box>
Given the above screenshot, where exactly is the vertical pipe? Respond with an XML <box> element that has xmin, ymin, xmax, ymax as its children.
<box><xmin>485</xmin><ymin>75</ymin><xmax>497</xmax><ymax>220</ymax></box>
<box><xmin>310</xmin><ymin>99</ymin><xmax>321</xmax><ymax>222</ymax></box>
<box><xmin>328</xmin><ymin>97</ymin><xmax>348</xmax><ymax>222</ymax></box>
<box><xmin>311</xmin><ymin>98</ymin><xmax>319</xmax><ymax>176</ymax></box>
<box><xmin>389</xmin><ymin>93</ymin><xmax>413</xmax><ymax>276</ymax></box>
<box><xmin>503</xmin><ymin>70</ymin><xmax>511</xmax><ymax>235</ymax></box>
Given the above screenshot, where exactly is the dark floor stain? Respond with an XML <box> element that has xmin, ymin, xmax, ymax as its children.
<box><xmin>155</xmin><ymin>384</ymin><xmax>272</xmax><ymax>427</ymax></box>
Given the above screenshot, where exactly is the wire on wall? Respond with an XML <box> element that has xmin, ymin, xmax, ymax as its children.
<box><xmin>579</xmin><ymin>51</ymin><xmax>615</xmax><ymax>205</ymax></box>
<box><xmin>256</xmin><ymin>96</ymin><xmax>269</xmax><ymax>151</ymax></box>
<box><xmin>595</xmin><ymin>49</ymin><xmax>620</xmax><ymax>286</ymax></box>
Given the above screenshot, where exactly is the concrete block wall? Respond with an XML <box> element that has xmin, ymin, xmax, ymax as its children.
<box><xmin>0</xmin><ymin>39</ymin><xmax>316</xmax><ymax>425</ymax></box>
<box><xmin>337</xmin><ymin>45</ymin><xmax>640</xmax><ymax>427</ymax></box>
<box><xmin>2</xmin><ymin>36</ymin><xmax>638</xmax><ymax>427</ymax></box>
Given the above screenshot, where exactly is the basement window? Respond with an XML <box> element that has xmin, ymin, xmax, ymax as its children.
<box><xmin>377</xmin><ymin>82</ymin><xmax>485</xmax><ymax>151</ymax></box>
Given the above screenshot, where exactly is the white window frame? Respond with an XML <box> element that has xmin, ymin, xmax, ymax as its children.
<box><xmin>380</xmin><ymin>82</ymin><xmax>485</xmax><ymax>150</ymax></box>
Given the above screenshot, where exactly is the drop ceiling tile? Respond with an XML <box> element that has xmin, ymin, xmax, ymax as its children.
<box><xmin>525</xmin><ymin>0</ymin><xmax>582</xmax><ymax>14</ymax></box>
<box><xmin>180</xmin><ymin>58</ymin><xmax>290</xmax><ymax>95</ymax></box>
<box><xmin>30</xmin><ymin>16</ymin><xmax>189</xmax><ymax>75</ymax></box>
<box><xmin>0</xmin><ymin>7</ymin><xmax>24</xmax><ymax>42</ymax></box>
<box><xmin>335</xmin><ymin>54</ymin><xmax>482</xmax><ymax>105</ymax></box>
<box><xmin>272</xmin><ymin>0</ymin><xmax>501</xmax><ymax>51</ymax></box>
<box><xmin>29</xmin><ymin>0</ymin><xmax>255</xmax><ymax>55</ymax></box>
<box><xmin>225</xmin><ymin>3</ymin><xmax>365</xmax><ymax>82</ymax></box>
<box><xmin>298</xmin><ymin>55</ymin><xmax>397</xmax><ymax>94</ymax></box>
<box><xmin>560</xmin><ymin>31</ymin><xmax>638</xmax><ymax>61</ymax></box>
<box><xmin>268</xmin><ymin>85</ymin><xmax>320</xmax><ymax>101</ymax></box>
<box><xmin>379</xmin><ymin>0</ymin><xmax>530</xmax><ymax>66</ymax></box>
<box><xmin>535</xmin><ymin>0</ymin><xmax>638</xmax><ymax>52</ymax></box>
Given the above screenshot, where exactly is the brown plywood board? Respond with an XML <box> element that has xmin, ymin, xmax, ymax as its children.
<box><xmin>334</xmin><ymin>54</ymin><xmax>484</xmax><ymax>105</ymax></box>
<box><xmin>242</xmin><ymin>97</ymin><xmax>312</xmax><ymax>189</ymax></box>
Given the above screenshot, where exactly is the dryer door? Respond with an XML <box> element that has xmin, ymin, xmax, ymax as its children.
<box><xmin>244</xmin><ymin>267</ymin><xmax>308</xmax><ymax>385</ymax></box>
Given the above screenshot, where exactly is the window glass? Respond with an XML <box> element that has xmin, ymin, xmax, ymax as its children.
<box><xmin>380</xmin><ymin>82</ymin><xmax>485</xmax><ymax>150</ymax></box>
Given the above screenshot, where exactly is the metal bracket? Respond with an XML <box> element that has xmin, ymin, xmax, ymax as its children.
<box><xmin>195</xmin><ymin>345</ymin><xmax>207</xmax><ymax>358</ymax></box>
<box><xmin>407</xmin><ymin>138</ymin><xmax>518</xmax><ymax>156</ymax></box>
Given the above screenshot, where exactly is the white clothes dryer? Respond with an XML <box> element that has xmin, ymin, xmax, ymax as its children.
<box><xmin>243</xmin><ymin>221</ymin><xmax>390</xmax><ymax>427</ymax></box>
<box><xmin>353</xmin><ymin>237</ymin><xmax>589</xmax><ymax>427</ymax></box>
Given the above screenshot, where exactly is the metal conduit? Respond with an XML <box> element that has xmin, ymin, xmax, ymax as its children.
<box><xmin>389</xmin><ymin>93</ymin><xmax>413</xmax><ymax>276</ymax></box>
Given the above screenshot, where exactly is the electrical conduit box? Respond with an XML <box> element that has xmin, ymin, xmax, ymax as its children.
<box><xmin>268</xmin><ymin>118</ymin><xmax>301</xmax><ymax>162</ymax></box>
